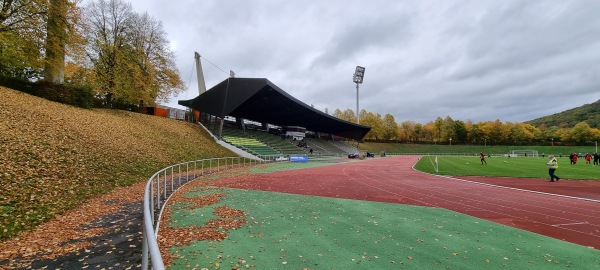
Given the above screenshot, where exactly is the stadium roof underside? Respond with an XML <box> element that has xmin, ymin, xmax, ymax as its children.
<box><xmin>178</xmin><ymin>78</ymin><xmax>371</xmax><ymax>141</ymax></box>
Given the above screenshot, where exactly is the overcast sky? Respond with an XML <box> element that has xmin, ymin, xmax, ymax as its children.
<box><xmin>125</xmin><ymin>0</ymin><xmax>600</xmax><ymax>124</ymax></box>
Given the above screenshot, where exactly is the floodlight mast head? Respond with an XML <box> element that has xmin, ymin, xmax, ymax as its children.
<box><xmin>353</xmin><ymin>66</ymin><xmax>365</xmax><ymax>84</ymax></box>
<box><xmin>353</xmin><ymin>66</ymin><xmax>365</xmax><ymax>124</ymax></box>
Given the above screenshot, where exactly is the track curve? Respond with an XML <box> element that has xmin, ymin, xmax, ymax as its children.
<box><xmin>212</xmin><ymin>156</ymin><xmax>600</xmax><ymax>249</ymax></box>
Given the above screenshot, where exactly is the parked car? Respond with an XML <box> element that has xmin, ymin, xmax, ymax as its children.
<box><xmin>348</xmin><ymin>153</ymin><xmax>359</xmax><ymax>159</ymax></box>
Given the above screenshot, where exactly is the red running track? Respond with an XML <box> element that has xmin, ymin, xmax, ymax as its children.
<box><xmin>213</xmin><ymin>156</ymin><xmax>600</xmax><ymax>249</ymax></box>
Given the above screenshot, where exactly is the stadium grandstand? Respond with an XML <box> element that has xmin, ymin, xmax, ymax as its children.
<box><xmin>179</xmin><ymin>77</ymin><xmax>371</xmax><ymax>158</ymax></box>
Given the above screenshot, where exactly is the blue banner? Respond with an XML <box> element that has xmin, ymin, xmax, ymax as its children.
<box><xmin>290</xmin><ymin>155</ymin><xmax>309</xmax><ymax>163</ymax></box>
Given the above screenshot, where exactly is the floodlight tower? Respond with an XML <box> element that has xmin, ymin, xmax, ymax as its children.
<box><xmin>194</xmin><ymin>52</ymin><xmax>207</xmax><ymax>95</ymax></box>
<box><xmin>353</xmin><ymin>66</ymin><xmax>365</xmax><ymax>124</ymax></box>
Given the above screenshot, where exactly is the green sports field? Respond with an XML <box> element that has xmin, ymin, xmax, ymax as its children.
<box><xmin>414</xmin><ymin>155</ymin><xmax>600</xmax><ymax>180</ymax></box>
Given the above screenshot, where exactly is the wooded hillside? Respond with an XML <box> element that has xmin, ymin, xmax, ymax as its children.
<box><xmin>526</xmin><ymin>99</ymin><xmax>600</xmax><ymax>128</ymax></box>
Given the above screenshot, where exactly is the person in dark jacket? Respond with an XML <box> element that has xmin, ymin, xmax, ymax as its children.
<box><xmin>480</xmin><ymin>151</ymin><xmax>487</xmax><ymax>165</ymax></box>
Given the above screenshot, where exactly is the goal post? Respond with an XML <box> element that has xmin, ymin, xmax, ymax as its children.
<box><xmin>511</xmin><ymin>150</ymin><xmax>538</xmax><ymax>157</ymax></box>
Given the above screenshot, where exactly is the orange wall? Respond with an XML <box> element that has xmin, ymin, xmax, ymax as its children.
<box><xmin>154</xmin><ymin>108</ymin><xmax>168</xmax><ymax>118</ymax></box>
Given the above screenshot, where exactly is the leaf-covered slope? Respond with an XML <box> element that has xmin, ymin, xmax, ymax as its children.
<box><xmin>0</xmin><ymin>86</ymin><xmax>234</xmax><ymax>240</ymax></box>
<box><xmin>526</xmin><ymin>99</ymin><xmax>600</xmax><ymax>128</ymax></box>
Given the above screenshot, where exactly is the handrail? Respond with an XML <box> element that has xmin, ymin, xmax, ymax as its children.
<box><xmin>141</xmin><ymin>157</ymin><xmax>272</xmax><ymax>270</ymax></box>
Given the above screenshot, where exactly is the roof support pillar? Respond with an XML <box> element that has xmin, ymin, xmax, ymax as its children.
<box><xmin>218</xmin><ymin>118</ymin><xmax>224</xmax><ymax>140</ymax></box>
<box><xmin>236</xmin><ymin>117</ymin><xmax>245</xmax><ymax>130</ymax></box>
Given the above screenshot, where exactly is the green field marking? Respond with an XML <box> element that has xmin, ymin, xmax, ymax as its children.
<box><xmin>415</xmin><ymin>156</ymin><xmax>600</xmax><ymax>180</ymax></box>
<box><xmin>195</xmin><ymin>158</ymin><xmax>358</xmax><ymax>180</ymax></box>
<box><xmin>167</xmin><ymin>188</ymin><xmax>600</xmax><ymax>269</ymax></box>
<box><xmin>247</xmin><ymin>158</ymin><xmax>356</xmax><ymax>174</ymax></box>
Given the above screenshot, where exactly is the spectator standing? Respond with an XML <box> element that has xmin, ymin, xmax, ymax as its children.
<box><xmin>594</xmin><ymin>153</ymin><xmax>600</xmax><ymax>166</ymax></box>
<box><xmin>546</xmin><ymin>155</ymin><xmax>560</xmax><ymax>182</ymax></box>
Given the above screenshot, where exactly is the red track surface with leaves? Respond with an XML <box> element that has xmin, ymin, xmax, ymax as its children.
<box><xmin>213</xmin><ymin>156</ymin><xmax>600</xmax><ymax>249</ymax></box>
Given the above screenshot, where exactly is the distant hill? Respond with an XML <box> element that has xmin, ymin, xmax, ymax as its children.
<box><xmin>526</xmin><ymin>99</ymin><xmax>600</xmax><ymax>128</ymax></box>
<box><xmin>0</xmin><ymin>86</ymin><xmax>235</xmax><ymax>241</ymax></box>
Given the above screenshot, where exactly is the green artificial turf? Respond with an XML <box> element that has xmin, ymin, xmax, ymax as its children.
<box><xmin>167</xmin><ymin>188</ymin><xmax>600</xmax><ymax>270</ymax></box>
<box><xmin>414</xmin><ymin>156</ymin><xmax>600</xmax><ymax>180</ymax></box>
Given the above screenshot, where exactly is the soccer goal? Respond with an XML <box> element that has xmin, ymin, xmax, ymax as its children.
<box><xmin>511</xmin><ymin>150</ymin><xmax>538</xmax><ymax>157</ymax></box>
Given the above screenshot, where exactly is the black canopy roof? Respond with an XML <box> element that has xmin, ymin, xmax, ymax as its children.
<box><xmin>178</xmin><ymin>78</ymin><xmax>371</xmax><ymax>140</ymax></box>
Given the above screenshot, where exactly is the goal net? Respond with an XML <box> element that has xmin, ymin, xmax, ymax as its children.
<box><xmin>511</xmin><ymin>150</ymin><xmax>538</xmax><ymax>157</ymax></box>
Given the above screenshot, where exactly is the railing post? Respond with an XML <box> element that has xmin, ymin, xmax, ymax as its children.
<box><xmin>156</xmin><ymin>174</ymin><xmax>161</xmax><ymax>209</ymax></box>
<box><xmin>142</xmin><ymin>228</ymin><xmax>149</xmax><ymax>270</ymax></box>
<box><xmin>150</xmin><ymin>180</ymin><xmax>155</xmax><ymax>224</ymax></box>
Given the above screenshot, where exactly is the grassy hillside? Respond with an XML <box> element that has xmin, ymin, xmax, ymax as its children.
<box><xmin>0</xmin><ymin>86</ymin><xmax>235</xmax><ymax>241</ymax></box>
<box><xmin>359</xmin><ymin>142</ymin><xmax>598</xmax><ymax>156</ymax></box>
<box><xmin>525</xmin><ymin>99</ymin><xmax>600</xmax><ymax>128</ymax></box>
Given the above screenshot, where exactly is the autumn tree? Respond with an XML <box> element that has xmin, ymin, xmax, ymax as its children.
<box><xmin>381</xmin><ymin>114</ymin><xmax>398</xmax><ymax>140</ymax></box>
<box><xmin>399</xmin><ymin>121</ymin><xmax>415</xmax><ymax>142</ymax></box>
<box><xmin>84</xmin><ymin>0</ymin><xmax>183</xmax><ymax>107</ymax></box>
<box><xmin>0</xmin><ymin>0</ymin><xmax>47</xmax><ymax>78</ymax></box>
<box><xmin>555</xmin><ymin>127</ymin><xmax>572</xmax><ymax>143</ymax></box>
<box><xmin>432</xmin><ymin>117</ymin><xmax>443</xmax><ymax>143</ymax></box>
<box><xmin>360</xmin><ymin>111</ymin><xmax>384</xmax><ymax>140</ymax></box>
<box><xmin>509</xmin><ymin>123</ymin><xmax>539</xmax><ymax>144</ymax></box>
<box><xmin>422</xmin><ymin>122</ymin><xmax>435</xmax><ymax>142</ymax></box>
<box><xmin>333</xmin><ymin>109</ymin><xmax>357</xmax><ymax>123</ymax></box>
<box><xmin>358</xmin><ymin>109</ymin><xmax>368</xmax><ymax>124</ymax></box>
<box><xmin>441</xmin><ymin>116</ymin><xmax>456</xmax><ymax>143</ymax></box>
<box><xmin>382</xmin><ymin>113</ymin><xmax>398</xmax><ymax>140</ymax></box>
<box><xmin>454</xmin><ymin>120</ymin><xmax>468</xmax><ymax>143</ymax></box>
<box><xmin>480</xmin><ymin>120</ymin><xmax>508</xmax><ymax>144</ymax></box>
<box><xmin>413</xmin><ymin>123</ymin><xmax>424</xmax><ymax>143</ymax></box>
<box><xmin>400</xmin><ymin>121</ymin><xmax>424</xmax><ymax>142</ymax></box>
<box><xmin>569</xmin><ymin>122</ymin><xmax>595</xmax><ymax>143</ymax></box>
<box><xmin>332</xmin><ymin>109</ymin><xmax>344</xmax><ymax>120</ymax></box>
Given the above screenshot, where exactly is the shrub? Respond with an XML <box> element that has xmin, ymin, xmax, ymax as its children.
<box><xmin>0</xmin><ymin>75</ymin><xmax>98</xmax><ymax>109</ymax></box>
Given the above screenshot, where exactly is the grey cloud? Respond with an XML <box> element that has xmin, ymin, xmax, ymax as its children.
<box><xmin>119</xmin><ymin>0</ymin><xmax>600</xmax><ymax>125</ymax></box>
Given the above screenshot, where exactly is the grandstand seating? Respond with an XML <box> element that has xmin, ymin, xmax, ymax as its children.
<box><xmin>220</xmin><ymin>126</ymin><xmax>358</xmax><ymax>158</ymax></box>
<box><xmin>245</xmin><ymin>129</ymin><xmax>307</xmax><ymax>155</ymax></box>
<box><xmin>303</xmin><ymin>137</ymin><xmax>349</xmax><ymax>156</ymax></box>
<box><xmin>331</xmin><ymin>140</ymin><xmax>359</xmax><ymax>154</ymax></box>
<box><xmin>222</xmin><ymin>127</ymin><xmax>280</xmax><ymax>156</ymax></box>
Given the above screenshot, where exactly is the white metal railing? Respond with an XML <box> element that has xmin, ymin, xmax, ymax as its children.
<box><xmin>142</xmin><ymin>157</ymin><xmax>272</xmax><ymax>270</ymax></box>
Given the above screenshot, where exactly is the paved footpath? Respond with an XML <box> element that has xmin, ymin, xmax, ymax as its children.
<box><xmin>0</xmin><ymin>182</ymin><xmax>146</xmax><ymax>270</ymax></box>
